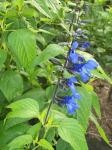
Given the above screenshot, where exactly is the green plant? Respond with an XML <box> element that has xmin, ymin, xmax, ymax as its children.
<box><xmin>0</xmin><ymin>0</ymin><xmax>112</xmax><ymax>150</ymax></box>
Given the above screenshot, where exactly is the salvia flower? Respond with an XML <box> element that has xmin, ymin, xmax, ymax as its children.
<box><xmin>61</xmin><ymin>96</ymin><xmax>79</xmax><ymax>114</ymax></box>
<box><xmin>59</xmin><ymin>40</ymin><xmax>98</xmax><ymax>114</ymax></box>
<box><xmin>71</xmin><ymin>60</ymin><xmax>98</xmax><ymax>82</ymax></box>
<box><xmin>82</xmin><ymin>42</ymin><xmax>90</xmax><ymax>49</ymax></box>
<box><xmin>71</xmin><ymin>41</ymin><xmax>79</xmax><ymax>51</ymax></box>
<box><xmin>69</xmin><ymin>41</ymin><xmax>85</xmax><ymax>64</ymax></box>
<box><xmin>67</xmin><ymin>77</ymin><xmax>81</xmax><ymax>99</ymax></box>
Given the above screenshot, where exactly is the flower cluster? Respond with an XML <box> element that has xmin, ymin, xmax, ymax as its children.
<box><xmin>61</xmin><ymin>41</ymin><xmax>98</xmax><ymax>114</ymax></box>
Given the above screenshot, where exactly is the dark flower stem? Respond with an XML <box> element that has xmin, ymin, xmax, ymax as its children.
<box><xmin>44</xmin><ymin>9</ymin><xmax>80</xmax><ymax>125</ymax></box>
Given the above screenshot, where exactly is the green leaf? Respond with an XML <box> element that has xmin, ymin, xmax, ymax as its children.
<box><xmin>0</xmin><ymin>49</ymin><xmax>7</xmax><ymax>67</ymax></box>
<box><xmin>45</xmin><ymin>128</ymin><xmax>55</xmax><ymax>143</ymax></box>
<box><xmin>90</xmin><ymin>113</ymin><xmax>111</xmax><ymax>146</ymax></box>
<box><xmin>0</xmin><ymin>70</ymin><xmax>23</xmax><ymax>101</ymax></box>
<box><xmin>56</xmin><ymin>139</ymin><xmax>73</xmax><ymax>150</ymax></box>
<box><xmin>58</xmin><ymin>118</ymin><xmax>88</xmax><ymax>150</ymax></box>
<box><xmin>34</xmin><ymin>44</ymin><xmax>64</xmax><ymax>65</ymax></box>
<box><xmin>29</xmin><ymin>0</ymin><xmax>61</xmax><ymax>19</ymax></box>
<box><xmin>91</xmin><ymin>68</ymin><xmax>112</xmax><ymax>84</ymax></box>
<box><xmin>36</xmin><ymin>34</ymin><xmax>47</xmax><ymax>46</ymax></box>
<box><xmin>6</xmin><ymin>98</ymin><xmax>39</xmax><ymax>120</ymax></box>
<box><xmin>8</xmin><ymin>29</ymin><xmax>37</xmax><ymax>73</ymax></box>
<box><xmin>29</xmin><ymin>0</ymin><xmax>51</xmax><ymax>18</ymax></box>
<box><xmin>5</xmin><ymin>117</ymin><xmax>29</xmax><ymax>129</ymax></box>
<box><xmin>46</xmin><ymin>85</ymin><xmax>56</xmax><ymax>100</ymax></box>
<box><xmin>27</xmin><ymin>122</ymin><xmax>41</xmax><ymax>139</ymax></box>
<box><xmin>91</xmin><ymin>91</ymin><xmax>101</xmax><ymax>118</ymax></box>
<box><xmin>95</xmin><ymin>67</ymin><xmax>112</xmax><ymax>84</ymax></box>
<box><xmin>76</xmin><ymin>86</ymin><xmax>92</xmax><ymax>131</ymax></box>
<box><xmin>8</xmin><ymin>134</ymin><xmax>33</xmax><ymax>150</ymax></box>
<box><xmin>22</xmin><ymin>7</ymin><xmax>38</xmax><ymax>17</ymax></box>
<box><xmin>0</xmin><ymin>121</ymin><xmax>30</xmax><ymax>148</ymax></box>
<box><xmin>21</xmin><ymin>88</ymin><xmax>46</xmax><ymax>110</ymax></box>
<box><xmin>12</xmin><ymin>0</ymin><xmax>24</xmax><ymax>10</ymax></box>
<box><xmin>38</xmin><ymin>139</ymin><xmax>54</xmax><ymax>150</ymax></box>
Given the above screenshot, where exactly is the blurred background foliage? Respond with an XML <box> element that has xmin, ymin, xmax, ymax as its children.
<box><xmin>82</xmin><ymin>0</ymin><xmax>112</xmax><ymax>75</ymax></box>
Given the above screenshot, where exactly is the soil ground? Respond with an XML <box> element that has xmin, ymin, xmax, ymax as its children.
<box><xmin>87</xmin><ymin>80</ymin><xmax>112</xmax><ymax>150</ymax></box>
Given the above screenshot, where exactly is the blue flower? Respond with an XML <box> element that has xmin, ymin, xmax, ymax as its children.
<box><xmin>79</xmin><ymin>68</ymin><xmax>91</xmax><ymax>82</ymax></box>
<box><xmin>71</xmin><ymin>41</ymin><xmax>79</xmax><ymax>51</ymax></box>
<box><xmin>67</xmin><ymin>77</ymin><xmax>78</xmax><ymax>84</ymax></box>
<box><xmin>82</xmin><ymin>42</ymin><xmax>90</xmax><ymax>49</ymax></box>
<box><xmin>69</xmin><ymin>52</ymin><xmax>79</xmax><ymax>64</ymax></box>
<box><xmin>67</xmin><ymin>77</ymin><xmax>81</xmax><ymax>99</ymax></box>
<box><xmin>62</xmin><ymin>96</ymin><xmax>79</xmax><ymax>114</ymax></box>
<box><xmin>84</xmin><ymin>60</ymin><xmax>98</xmax><ymax>70</ymax></box>
<box><xmin>71</xmin><ymin>59</ymin><xmax>98</xmax><ymax>83</ymax></box>
<box><xmin>69</xmin><ymin>42</ymin><xmax>85</xmax><ymax>64</ymax></box>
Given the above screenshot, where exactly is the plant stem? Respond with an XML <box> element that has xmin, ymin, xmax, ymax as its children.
<box><xmin>44</xmin><ymin>11</ymin><xmax>76</xmax><ymax>125</ymax></box>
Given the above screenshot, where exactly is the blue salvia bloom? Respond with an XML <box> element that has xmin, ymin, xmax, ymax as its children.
<box><xmin>60</xmin><ymin>40</ymin><xmax>98</xmax><ymax>114</ymax></box>
<box><xmin>61</xmin><ymin>96</ymin><xmax>79</xmax><ymax>114</ymax></box>
<box><xmin>82</xmin><ymin>42</ymin><xmax>90</xmax><ymax>49</ymax></box>
<box><xmin>71</xmin><ymin>60</ymin><xmax>98</xmax><ymax>82</ymax></box>
<box><xmin>69</xmin><ymin>41</ymin><xmax>81</xmax><ymax>64</ymax></box>
<box><xmin>71</xmin><ymin>41</ymin><xmax>79</xmax><ymax>51</ymax></box>
<box><xmin>67</xmin><ymin>77</ymin><xmax>81</xmax><ymax>99</ymax></box>
<box><xmin>69</xmin><ymin>41</ymin><xmax>85</xmax><ymax>64</ymax></box>
<box><xmin>69</xmin><ymin>52</ymin><xmax>79</xmax><ymax>64</ymax></box>
<box><xmin>68</xmin><ymin>41</ymin><xmax>98</xmax><ymax>82</ymax></box>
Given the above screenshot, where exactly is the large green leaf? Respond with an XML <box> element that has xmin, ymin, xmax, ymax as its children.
<box><xmin>6</xmin><ymin>98</ymin><xmax>39</xmax><ymax>119</ymax></box>
<box><xmin>58</xmin><ymin>118</ymin><xmax>88</xmax><ymax>150</ymax></box>
<box><xmin>45</xmin><ymin>128</ymin><xmax>55</xmax><ymax>143</ymax></box>
<box><xmin>34</xmin><ymin>44</ymin><xmax>64</xmax><ymax>66</ymax></box>
<box><xmin>76</xmin><ymin>86</ymin><xmax>92</xmax><ymax>131</ymax></box>
<box><xmin>21</xmin><ymin>88</ymin><xmax>46</xmax><ymax>110</ymax></box>
<box><xmin>8</xmin><ymin>29</ymin><xmax>37</xmax><ymax>72</ymax></box>
<box><xmin>0</xmin><ymin>49</ymin><xmax>7</xmax><ymax>67</ymax></box>
<box><xmin>5</xmin><ymin>117</ymin><xmax>29</xmax><ymax>129</ymax></box>
<box><xmin>27</xmin><ymin>122</ymin><xmax>41</xmax><ymax>139</ymax></box>
<box><xmin>30</xmin><ymin>0</ymin><xmax>51</xmax><ymax>18</ymax></box>
<box><xmin>0</xmin><ymin>121</ymin><xmax>30</xmax><ymax>148</ymax></box>
<box><xmin>29</xmin><ymin>0</ymin><xmax>61</xmax><ymax>19</ymax></box>
<box><xmin>0</xmin><ymin>70</ymin><xmax>23</xmax><ymax>101</ymax></box>
<box><xmin>56</xmin><ymin>139</ymin><xmax>73</xmax><ymax>150</ymax></box>
<box><xmin>38</xmin><ymin>139</ymin><xmax>54</xmax><ymax>150</ymax></box>
<box><xmin>8</xmin><ymin>134</ymin><xmax>33</xmax><ymax>150</ymax></box>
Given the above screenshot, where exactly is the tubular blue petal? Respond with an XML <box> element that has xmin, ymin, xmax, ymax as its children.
<box><xmin>85</xmin><ymin>60</ymin><xmax>98</xmax><ymax>70</ymax></box>
<box><xmin>80</xmin><ymin>71</ymin><xmax>90</xmax><ymax>82</ymax></box>
<box><xmin>69</xmin><ymin>84</ymin><xmax>77</xmax><ymax>96</ymax></box>
<box><xmin>67</xmin><ymin>103</ymin><xmax>79</xmax><ymax>114</ymax></box>
<box><xmin>67</xmin><ymin>77</ymin><xmax>78</xmax><ymax>85</ymax></box>
<box><xmin>61</xmin><ymin>96</ymin><xmax>79</xmax><ymax>114</ymax></box>
<box><xmin>69</xmin><ymin>52</ymin><xmax>79</xmax><ymax>64</ymax></box>
<box><xmin>72</xmin><ymin>63</ymin><xmax>84</xmax><ymax>72</ymax></box>
<box><xmin>67</xmin><ymin>78</ymin><xmax>80</xmax><ymax>99</ymax></box>
<box><xmin>74</xmin><ymin>92</ymin><xmax>81</xmax><ymax>100</ymax></box>
<box><xmin>82</xmin><ymin>42</ymin><xmax>90</xmax><ymax>48</ymax></box>
<box><xmin>71</xmin><ymin>41</ymin><xmax>79</xmax><ymax>51</ymax></box>
<box><xmin>67</xmin><ymin>104</ymin><xmax>75</xmax><ymax>114</ymax></box>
